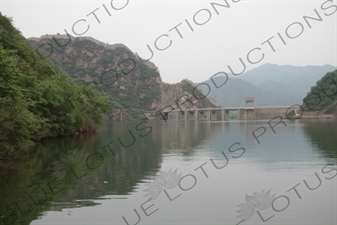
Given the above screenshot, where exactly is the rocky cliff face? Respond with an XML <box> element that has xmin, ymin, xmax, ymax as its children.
<box><xmin>161</xmin><ymin>80</ymin><xmax>220</xmax><ymax>110</ymax></box>
<box><xmin>28</xmin><ymin>35</ymin><xmax>219</xmax><ymax>120</ymax></box>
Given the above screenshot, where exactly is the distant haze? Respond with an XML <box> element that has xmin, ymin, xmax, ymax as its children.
<box><xmin>199</xmin><ymin>63</ymin><xmax>337</xmax><ymax>107</ymax></box>
<box><xmin>1</xmin><ymin>0</ymin><xmax>336</xmax><ymax>83</ymax></box>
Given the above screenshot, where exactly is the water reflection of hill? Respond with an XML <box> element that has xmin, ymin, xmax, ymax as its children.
<box><xmin>52</xmin><ymin>121</ymin><xmax>217</xmax><ymax>201</ymax></box>
<box><xmin>0</xmin><ymin>121</ymin><xmax>216</xmax><ymax>225</ymax></box>
<box><xmin>151</xmin><ymin>121</ymin><xmax>215</xmax><ymax>156</ymax></box>
<box><xmin>303</xmin><ymin>120</ymin><xmax>337</xmax><ymax>163</ymax></box>
<box><xmin>0</xmin><ymin>133</ymin><xmax>104</xmax><ymax>225</ymax></box>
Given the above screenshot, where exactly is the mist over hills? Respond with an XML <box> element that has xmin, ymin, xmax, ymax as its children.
<box><xmin>200</xmin><ymin>64</ymin><xmax>336</xmax><ymax>107</ymax></box>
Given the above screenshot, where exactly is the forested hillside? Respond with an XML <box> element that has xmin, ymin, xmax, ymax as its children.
<box><xmin>0</xmin><ymin>14</ymin><xmax>109</xmax><ymax>158</ymax></box>
<box><xmin>28</xmin><ymin>35</ymin><xmax>163</xmax><ymax>121</ymax></box>
<box><xmin>28</xmin><ymin>35</ymin><xmax>220</xmax><ymax>120</ymax></box>
<box><xmin>302</xmin><ymin>70</ymin><xmax>337</xmax><ymax>114</ymax></box>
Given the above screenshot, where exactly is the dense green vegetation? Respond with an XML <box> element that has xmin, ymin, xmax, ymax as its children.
<box><xmin>0</xmin><ymin>14</ymin><xmax>109</xmax><ymax>158</ymax></box>
<box><xmin>302</xmin><ymin>70</ymin><xmax>337</xmax><ymax>113</ymax></box>
<box><xmin>29</xmin><ymin>36</ymin><xmax>162</xmax><ymax>121</ymax></box>
<box><xmin>229</xmin><ymin>112</ymin><xmax>238</xmax><ymax>120</ymax></box>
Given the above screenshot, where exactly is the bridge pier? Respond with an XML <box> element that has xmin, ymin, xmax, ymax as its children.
<box><xmin>164</xmin><ymin>106</ymin><xmax>290</xmax><ymax>121</ymax></box>
<box><xmin>187</xmin><ymin>110</ymin><xmax>197</xmax><ymax>121</ymax></box>
<box><xmin>224</xmin><ymin>110</ymin><xmax>229</xmax><ymax>121</ymax></box>
<box><xmin>206</xmin><ymin>109</ymin><xmax>210</xmax><ymax>121</ymax></box>
<box><xmin>237</xmin><ymin>108</ymin><xmax>243</xmax><ymax>120</ymax></box>
<box><xmin>198</xmin><ymin>111</ymin><xmax>203</xmax><ymax>120</ymax></box>
<box><xmin>237</xmin><ymin>108</ymin><xmax>255</xmax><ymax>120</ymax></box>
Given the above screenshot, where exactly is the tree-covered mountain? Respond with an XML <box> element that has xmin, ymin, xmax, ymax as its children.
<box><xmin>0</xmin><ymin>14</ymin><xmax>109</xmax><ymax>158</ymax></box>
<box><xmin>302</xmin><ymin>69</ymin><xmax>337</xmax><ymax>114</ymax></box>
<box><xmin>28</xmin><ymin>35</ymin><xmax>162</xmax><ymax>121</ymax></box>
<box><xmin>199</xmin><ymin>64</ymin><xmax>336</xmax><ymax>107</ymax></box>
<box><xmin>28</xmin><ymin>35</ymin><xmax>220</xmax><ymax>120</ymax></box>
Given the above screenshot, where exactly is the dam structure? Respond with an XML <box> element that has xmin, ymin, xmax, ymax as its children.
<box><xmin>164</xmin><ymin>106</ymin><xmax>291</xmax><ymax>121</ymax></box>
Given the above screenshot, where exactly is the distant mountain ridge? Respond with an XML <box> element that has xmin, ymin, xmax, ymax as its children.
<box><xmin>239</xmin><ymin>63</ymin><xmax>336</xmax><ymax>86</ymax></box>
<box><xmin>28</xmin><ymin>35</ymin><xmax>336</xmax><ymax>111</ymax></box>
<box><xmin>199</xmin><ymin>63</ymin><xmax>336</xmax><ymax>107</ymax></box>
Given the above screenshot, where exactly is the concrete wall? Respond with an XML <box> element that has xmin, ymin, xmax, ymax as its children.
<box><xmin>187</xmin><ymin>111</ymin><xmax>198</xmax><ymax>120</ymax></box>
<box><xmin>301</xmin><ymin>111</ymin><xmax>320</xmax><ymax>118</ymax></box>
<box><xmin>198</xmin><ymin>110</ymin><xmax>210</xmax><ymax>121</ymax></box>
<box><xmin>300</xmin><ymin>111</ymin><xmax>334</xmax><ymax>119</ymax></box>
<box><xmin>237</xmin><ymin>109</ymin><xmax>255</xmax><ymax>120</ymax></box>
<box><xmin>254</xmin><ymin>107</ymin><xmax>289</xmax><ymax>120</ymax></box>
<box><xmin>210</xmin><ymin>110</ymin><xmax>221</xmax><ymax>121</ymax></box>
<box><xmin>166</xmin><ymin>107</ymin><xmax>292</xmax><ymax>121</ymax></box>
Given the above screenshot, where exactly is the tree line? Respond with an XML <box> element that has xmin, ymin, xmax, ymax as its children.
<box><xmin>303</xmin><ymin>69</ymin><xmax>337</xmax><ymax>114</ymax></box>
<box><xmin>0</xmin><ymin>14</ymin><xmax>109</xmax><ymax>159</ymax></box>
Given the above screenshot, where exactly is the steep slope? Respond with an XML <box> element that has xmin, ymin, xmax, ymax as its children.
<box><xmin>302</xmin><ymin>69</ymin><xmax>337</xmax><ymax>114</ymax></box>
<box><xmin>29</xmin><ymin>35</ymin><xmax>162</xmax><ymax>121</ymax></box>
<box><xmin>28</xmin><ymin>35</ymin><xmax>219</xmax><ymax>120</ymax></box>
<box><xmin>0</xmin><ymin>14</ymin><xmax>109</xmax><ymax>157</ymax></box>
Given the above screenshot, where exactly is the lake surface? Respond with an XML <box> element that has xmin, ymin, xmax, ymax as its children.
<box><xmin>1</xmin><ymin>119</ymin><xmax>336</xmax><ymax>225</ymax></box>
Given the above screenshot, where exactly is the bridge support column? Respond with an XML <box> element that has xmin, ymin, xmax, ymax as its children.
<box><xmin>237</xmin><ymin>108</ymin><xmax>245</xmax><ymax>120</ymax></box>
<box><xmin>221</xmin><ymin>109</ymin><xmax>229</xmax><ymax>121</ymax></box>
<box><xmin>221</xmin><ymin>109</ymin><xmax>225</xmax><ymax>121</ymax></box>
<box><xmin>246</xmin><ymin>109</ymin><xmax>255</xmax><ymax>120</ymax></box>
<box><xmin>195</xmin><ymin>109</ymin><xmax>198</xmax><ymax>120</ymax></box>
<box><xmin>168</xmin><ymin>111</ymin><xmax>179</xmax><ymax>121</ymax></box>
<box><xmin>206</xmin><ymin>109</ymin><xmax>211</xmax><ymax>121</ymax></box>
<box><xmin>184</xmin><ymin>110</ymin><xmax>187</xmax><ymax>121</ymax></box>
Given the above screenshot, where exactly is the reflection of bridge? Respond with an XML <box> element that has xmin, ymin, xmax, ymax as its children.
<box><xmin>163</xmin><ymin>106</ymin><xmax>290</xmax><ymax>121</ymax></box>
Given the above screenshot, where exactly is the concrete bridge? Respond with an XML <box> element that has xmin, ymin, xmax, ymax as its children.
<box><xmin>163</xmin><ymin>106</ymin><xmax>291</xmax><ymax>121</ymax></box>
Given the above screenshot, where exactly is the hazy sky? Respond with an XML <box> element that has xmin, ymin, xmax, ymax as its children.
<box><xmin>1</xmin><ymin>0</ymin><xmax>336</xmax><ymax>83</ymax></box>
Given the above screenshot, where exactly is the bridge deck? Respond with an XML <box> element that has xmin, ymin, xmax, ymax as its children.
<box><xmin>163</xmin><ymin>106</ymin><xmax>289</xmax><ymax>112</ymax></box>
<box><xmin>162</xmin><ymin>106</ymin><xmax>291</xmax><ymax>121</ymax></box>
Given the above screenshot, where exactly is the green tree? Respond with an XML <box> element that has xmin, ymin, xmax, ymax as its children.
<box><xmin>302</xmin><ymin>70</ymin><xmax>337</xmax><ymax>113</ymax></box>
<box><xmin>0</xmin><ymin>13</ymin><xmax>109</xmax><ymax>159</ymax></box>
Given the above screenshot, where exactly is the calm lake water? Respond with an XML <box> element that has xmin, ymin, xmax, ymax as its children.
<box><xmin>1</xmin><ymin>119</ymin><xmax>336</xmax><ymax>225</ymax></box>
